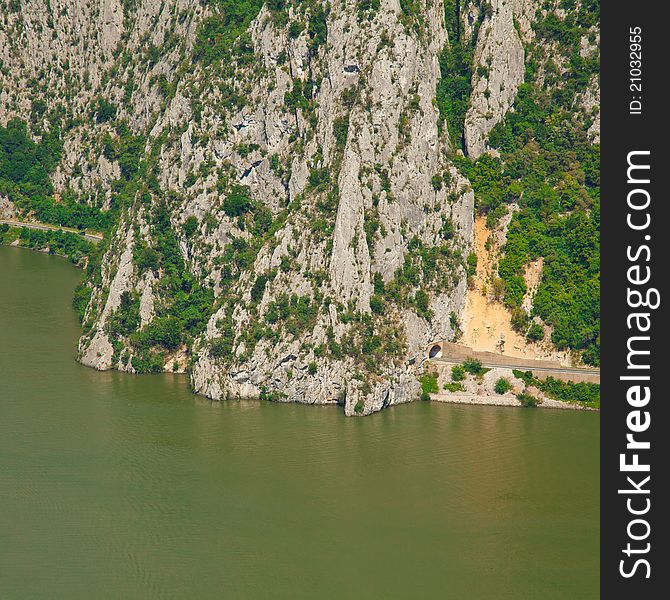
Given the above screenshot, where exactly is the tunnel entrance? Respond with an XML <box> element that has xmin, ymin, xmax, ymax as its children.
<box><xmin>428</xmin><ymin>344</ymin><xmax>442</xmax><ymax>359</ymax></box>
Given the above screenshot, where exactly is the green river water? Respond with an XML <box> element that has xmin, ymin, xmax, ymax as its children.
<box><xmin>0</xmin><ymin>246</ymin><xmax>599</xmax><ymax>599</ymax></box>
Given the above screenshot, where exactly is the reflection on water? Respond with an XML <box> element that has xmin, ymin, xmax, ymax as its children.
<box><xmin>0</xmin><ymin>247</ymin><xmax>599</xmax><ymax>599</ymax></box>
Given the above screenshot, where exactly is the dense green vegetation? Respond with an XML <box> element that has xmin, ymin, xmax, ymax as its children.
<box><xmin>436</xmin><ymin>0</ymin><xmax>483</xmax><ymax>149</ymax></box>
<box><xmin>0</xmin><ymin>118</ymin><xmax>61</xmax><ymax>200</ymax></box>
<box><xmin>265</xmin><ymin>293</ymin><xmax>318</xmax><ymax>335</ymax></box>
<box><xmin>512</xmin><ymin>369</ymin><xmax>600</xmax><ymax>409</ymax></box>
<box><xmin>419</xmin><ymin>371</ymin><xmax>439</xmax><ymax>401</ymax></box>
<box><xmin>0</xmin><ymin>223</ymin><xmax>97</xmax><ymax>266</ymax></box>
<box><xmin>111</xmin><ymin>202</ymin><xmax>216</xmax><ymax>371</ymax></box>
<box><xmin>92</xmin><ymin>96</ymin><xmax>117</xmax><ymax>123</ymax></box>
<box><xmin>0</xmin><ymin>118</ymin><xmax>116</xmax><ymax>231</ymax></box>
<box><xmin>451</xmin><ymin>364</ymin><xmax>465</xmax><ymax>381</ymax></box>
<box><xmin>357</xmin><ymin>0</ymin><xmax>380</xmax><ymax>21</ymax></box>
<box><xmin>452</xmin><ymin>5</ymin><xmax>600</xmax><ymax>365</ymax></box>
<box><xmin>72</xmin><ymin>282</ymin><xmax>93</xmax><ymax>323</ymax></box>
<box><xmin>193</xmin><ymin>0</ymin><xmax>264</xmax><ymax>65</ymax></box>
<box><xmin>194</xmin><ymin>0</ymin><xmax>328</xmax><ymax>67</ymax></box>
<box><xmin>370</xmin><ymin>236</ymin><xmax>464</xmax><ymax>322</ymax></box>
<box><xmin>223</xmin><ymin>184</ymin><xmax>255</xmax><ymax>217</ymax></box>
<box><xmin>104</xmin><ymin>123</ymin><xmax>145</xmax><ymax>184</ymax></box>
<box><xmin>320</xmin><ymin>309</ymin><xmax>406</xmax><ymax>375</ymax></box>
<box><xmin>462</xmin><ymin>357</ymin><xmax>489</xmax><ymax>377</ymax></box>
<box><xmin>494</xmin><ymin>377</ymin><xmax>512</xmax><ymax>395</ymax></box>
<box><xmin>15</xmin><ymin>192</ymin><xmax>114</xmax><ymax>231</ymax></box>
<box><xmin>516</xmin><ymin>391</ymin><xmax>541</xmax><ymax>408</ymax></box>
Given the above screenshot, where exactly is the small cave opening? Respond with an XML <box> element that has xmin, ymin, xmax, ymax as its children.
<box><xmin>428</xmin><ymin>344</ymin><xmax>442</xmax><ymax>359</ymax></box>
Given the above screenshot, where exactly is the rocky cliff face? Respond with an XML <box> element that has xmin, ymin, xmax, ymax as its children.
<box><xmin>1</xmin><ymin>1</ymin><xmax>599</xmax><ymax>414</ymax></box>
<box><xmin>463</xmin><ymin>0</ymin><xmax>534</xmax><ymax>159</ymax></box>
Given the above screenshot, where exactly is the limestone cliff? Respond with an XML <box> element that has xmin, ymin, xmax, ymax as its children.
<box><xmin>0</xmin><ymin>0</ymin><xmax>600</xmax><ymax>413</ymax></box>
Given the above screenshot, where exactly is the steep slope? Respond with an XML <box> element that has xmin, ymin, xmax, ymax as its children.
<box><xmin>0</xmin><ymin>0</ymin><xmax>600</xmax><ymax>414</ymax></box>
<box><xmin>456</xmin><ymin>0</ymin><xmax>600</xmax><ymax>367</ymax></box>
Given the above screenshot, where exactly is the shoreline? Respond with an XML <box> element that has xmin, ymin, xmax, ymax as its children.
<box><xmin>0</xmin><ymin>238</ymin><xmax>87</xmax><ymax>266</ymax></box>
<box><xmin>0</xmin><ymin>218</ymin><xmax>103</xmax><ymax>242</ymax></box>
<box><xmin>0</xmin><ymin>228</ymin><xmax>94</xmax><ymax>267</ymax></box>
<box><xmin>430</xmin><ymin>392</ymin><xmax>598</xmax><ymax>411</ymax></box>
<box><xmin>0</xmin><ymin>246</ymin><xmax>599</xmax><ymax>417</ymax></box>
